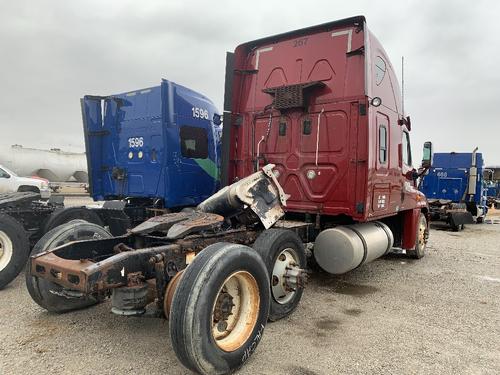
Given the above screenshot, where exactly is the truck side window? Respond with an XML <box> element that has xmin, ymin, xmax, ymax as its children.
<box><xmin>402</xmin><ymin>131</ymin><xmax>412</xmax><ymax>166</ymax></box>
<box><xmin>180</xmin><ymin>126</ymin><xmax>208</xmax><ymax>159</ymax></box>
<box><xmin>0</xmin><ymin>168</ymin><xmax>10</xmax><ymax>178</ymax></box>
<box><xmin>375</xmin><ymin>56</ymin><xmax>386</xmax><ymax>85</ymax></box>
<box><xmin>379</xmin><ymin>125</ymin><xmax>387</xmax><ymax>164</ymax></box>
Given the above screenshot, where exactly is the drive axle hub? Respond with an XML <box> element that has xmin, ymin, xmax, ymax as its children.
<box><xmin>271</xmin><ymin>248</ymin><xmax>308</xmax><ymax>304</ymax></box>
<box><xmin>213</xmin><ymin>290</ymin><xmax>235</xmax><ymax>330</ymax></box>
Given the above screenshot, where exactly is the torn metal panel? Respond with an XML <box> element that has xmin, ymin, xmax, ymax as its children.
<box><xmin>197</xmin><ymin>164</ymin><xmax>287</xmax><ymax>229</ymax></box>
<box><xmin>166</xmin><ymin>212</ymin><xmax>224</xmax><ymax>239</ymax></box>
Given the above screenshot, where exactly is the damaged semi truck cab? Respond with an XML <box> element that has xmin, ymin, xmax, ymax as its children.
<box><xmin>27</xmin><ymin>17</ymin><xmax>431</xmax><ymax>375</ymax></box>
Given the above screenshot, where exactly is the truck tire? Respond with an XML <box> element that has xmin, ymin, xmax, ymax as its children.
<box><xmin>406</xmin><ymin>213</ymin><xmax>428</xmax><ymax>259</ymax></box>
<box><xmin>0</xmin><ymin>214</ymin><xmax>30</xmax><ymax>289</ymax></box>
<box><xmin>253</xmin><ymin>229</ymin><xmax>306</xmax><ymax>321</ymax></box>
<box><xmin>170</xmin><ymin>243</ymin><xmax>270</xmax><ymax>375</ymax></box>
<box><xmin>26</xmin><ymin>220</ymin><xmax>111</xmax><ymax>313</ymax></box>
<box><xmin>42</xmin><ymin>207</ymin><xmax>104</xmax><ymax>233</ymax></box>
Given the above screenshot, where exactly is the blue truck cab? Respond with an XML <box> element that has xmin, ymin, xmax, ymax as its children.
<box><xmin>420</xmin><ymin>151</ymin><xmax>488</xmax><ymax>227</ymax></box>
<box><xmin>81</xmin><ymin>79</ymin><xmax>221</xmax><ymax>209</ymax></box>
<box><xmin>486</xmin><ymin>181</ymin><xmax>499</xmax><ymax>198</ymax></box>
<box><xmin>484</xmin><ymin>167</ymin><xmax>500</xmax><ymax>208</ymax></box>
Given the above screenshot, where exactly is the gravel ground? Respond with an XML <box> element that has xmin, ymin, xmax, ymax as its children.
<box><xmin>1</xmin><ymin>203</ymin><xmax>499</xmax><ymax>374</ymax></box>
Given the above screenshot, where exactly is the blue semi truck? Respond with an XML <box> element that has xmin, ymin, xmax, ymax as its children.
<box><xmin>419</xmin><ymin>149</ymin><xmax>488</xmax><ymax>230</ymax></box>
<box><xmin>82</xmin><ymin>79</ymin><xmax>221</xmax><ymax>215</ymax></box>
<box><xmin>0</xmin><ymin>79</ymin><xmax>221</xmax><ymax>288</ymax></box>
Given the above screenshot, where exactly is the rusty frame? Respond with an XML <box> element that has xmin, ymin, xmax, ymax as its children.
<box><xmin>30</xmin><ymin>228</ymin><xmax>260</xmax><ymax>295</ymax></box>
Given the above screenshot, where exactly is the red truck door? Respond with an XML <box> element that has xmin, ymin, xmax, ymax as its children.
<box><xmin>370</xmin><ymin>112</ymin><xmax>391</xmax><ymax>215</ymax></box>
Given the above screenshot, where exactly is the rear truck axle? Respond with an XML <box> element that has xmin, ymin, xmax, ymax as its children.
<box><xmin>27</xmin><ymin>165</ymin><xmax>287</xmax><ymax>374</ymax></box>
<box><xmin>26</xmin><ymin>165</ymin><xmax>428</xmax><ymax>374</ymax></box>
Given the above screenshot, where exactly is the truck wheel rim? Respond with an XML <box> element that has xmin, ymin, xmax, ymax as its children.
<box><xmin>271</xmin><ymin>248</ymin><xmax>299</xmax><ymax>305</ymax></box>
<box><xmin>211</xmin><ymin>271</ymin><xmax>260</xmax><ymax>352</ymax></box>
<box><xmin>0</xmin><ymin>230</ymin><xmax>13</xmax><ymax>272</ymax></box>
<box><xmin>163</xmin><ymin>270</ymin><xmax>184</xmax><ymax>319</ymax></box>
<box><xmin>418</xmin><ymin>219</ymin><xmax>427</xmax><ymax>248</ymax></box>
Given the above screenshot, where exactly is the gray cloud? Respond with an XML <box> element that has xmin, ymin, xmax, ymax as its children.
<box><xmin>0</xmin><ymin>0</ymin><xmax>498</xmax><ymax>164</ymax></box>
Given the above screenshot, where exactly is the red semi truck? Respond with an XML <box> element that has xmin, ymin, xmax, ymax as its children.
<box><xmin>26</xmin><ymin>16</ymin><xmax>432</xmax><ymax>375</ymax></box>
<box><xmin>223</xmin><ymin>15</ymin><xmax>431</xmax><ymax>252</ymax></box>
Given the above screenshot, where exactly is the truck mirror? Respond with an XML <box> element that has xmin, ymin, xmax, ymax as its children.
<box><xmin>213</xmin><ymin>114</ymin><xmax>222</xmax><ymax>126</ymax></box>
<box><xmin>421</xmin><ymin>141</ymin><xmax>433</xmax><ymax>168</ymax></box>
<box><xmin>483</xmin><ymin>169</ymin><xmax>493</xmax><ymax>181</ymax></box>
<box><xmin>397</xmin><ymin>116</ymin><xmax>411</xmax><ymax>131</ymax></box>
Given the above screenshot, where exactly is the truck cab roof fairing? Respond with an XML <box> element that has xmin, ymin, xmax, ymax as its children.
<box><xmin>235</xmin><ymin>16</ymin><xmax>367</xmax><ymax>53</ymax></box>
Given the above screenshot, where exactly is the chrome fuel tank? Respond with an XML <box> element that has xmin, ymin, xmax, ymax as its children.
<box><xmin>313</xmin><ymin>221</ymin><xmax>394</xmax><ymax>274</ymax></box>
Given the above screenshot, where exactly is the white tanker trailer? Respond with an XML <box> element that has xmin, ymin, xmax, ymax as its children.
<box><xmin>0</xmin><ymin>145</ymin><xmax>87</xmax><ymax>182</ymax></box>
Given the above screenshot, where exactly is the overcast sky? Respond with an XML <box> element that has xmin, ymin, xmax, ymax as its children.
<box><xmin>0</xmin><ymin>0</ymin><xmax>498</xmax><ymax>165</ymax></box>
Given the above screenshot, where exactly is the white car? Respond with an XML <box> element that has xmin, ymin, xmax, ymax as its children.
<box><xmin>0</xmin><ymin>164</ymin><xmax>51</xmax><ymax>198</ymax></box>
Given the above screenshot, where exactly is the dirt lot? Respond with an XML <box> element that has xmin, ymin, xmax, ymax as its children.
<box><xmin>1</xmin><ymin>204</ymin><xmax>499</xmax><ymax>374</ymax></box>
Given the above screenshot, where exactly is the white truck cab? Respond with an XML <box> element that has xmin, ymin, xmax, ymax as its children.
<box><xmin>0</xmin><ymin>164</ymin><xmax>51</xmax><ymax>198</ymax></box>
